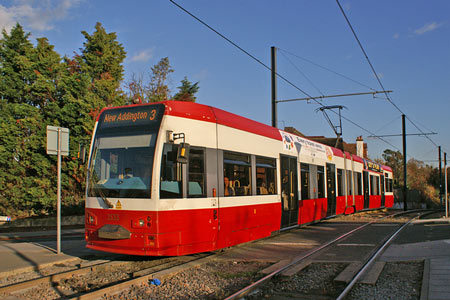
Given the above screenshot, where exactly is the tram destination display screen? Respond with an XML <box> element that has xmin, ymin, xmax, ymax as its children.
<box><xmin>98</xmin><ymin>104</ymin><xmax>164</xmax><ymax>130</ymax></box>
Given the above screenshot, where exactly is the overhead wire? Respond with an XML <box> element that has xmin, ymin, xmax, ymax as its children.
<box><xmin>169</xmin><ymin>0</ymin><xmax>403</xmax><ymax>152</ymax></box>
<box><xmin>276</xmin><ymin>48</ymin><xmax>408</xmax><ymax>154</ymax></box>
<box><xmin>278</xmin><ymin>48</ymin><xmax>377</xmax><ymax>92</ymax></box>
<box><xmin>373</xmin><ymin>116</ymin><xmax>402</xmax><ymax>136</ymax></box>
<box><xmin>277</xmin><ymin>45</ymin><xmax>424</xmax><ymax>159</ymax></box>
<box><xmin>278</xmin><ymin>50</ymin><xmax>325</xmax><ymax>96</ymax></box>
<box><xmin>335</xmin><ymin>0</ymin><xmax>440</xmax><ymax>150</ymax></box>
<box><xmin>168</xmin><ymin>0</ymin><xmax>311</xmax><ymax>98</ymax></box>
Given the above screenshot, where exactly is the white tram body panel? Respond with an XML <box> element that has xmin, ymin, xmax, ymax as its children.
<box><xmin>85</xmin><ymin>101</ymin><xmax>394</xmax><ymax>256</ymax></box>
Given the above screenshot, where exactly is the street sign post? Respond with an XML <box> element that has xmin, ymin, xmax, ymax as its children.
<box><xmin>47</xmin><ymin>126</ymin><xmax>69</xmax><ymax>255</ymax></box>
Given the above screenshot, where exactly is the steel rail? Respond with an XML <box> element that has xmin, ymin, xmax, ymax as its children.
<box><xmin>223</xmin><ymin>210</ymin><xmax>410</xmax><ymax>300</ymax></box>
<box><xmin>0</xmin><ymin>260</ymin><xmax>121</xmax><ymax>294</ymax></box>
<box><xmin>335</xmin><ymin>212</ymin><xmax>421</xmax><ymax>300</ymax></box>
<box><xmin>68</xmin><ymin>254</ymin><xmax>214</xmax><ymax>300</ymax></box>
<box><xmin>1</xmin><ymin>253</ymin><xmax>213</xmax><ymax>300</ymax></box>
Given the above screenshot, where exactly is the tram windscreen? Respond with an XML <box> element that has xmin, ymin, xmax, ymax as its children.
<box><xmin>88</xmin><ymin>104</ymin><xmax>164</xmax><ymax>199</ymax></box>
<box><xmin>88</xmin><ymin>133</ymin><xmax>156</xmax><ymax>198</ymax></box>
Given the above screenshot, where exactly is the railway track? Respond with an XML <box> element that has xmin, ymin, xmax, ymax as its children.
<box><xmin>0</xmin><ymin>253</ymin><xmax>212</xmax><ymax>300</ymax></box>
<box><xmin>224</xmin><ymin>210</ymin><xmax>432</xmax><ymax>300</ymax></box>
<box><xmin>0</xmin><ymin>209</ymin><xmax>439</xmax><ymax>299</ymax></box>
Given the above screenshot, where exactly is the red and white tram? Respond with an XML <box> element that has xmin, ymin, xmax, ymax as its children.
<box><xmin>85</xmin><ymin>101</ymin><xmax>394</xmax><ymax>256</ymax></box>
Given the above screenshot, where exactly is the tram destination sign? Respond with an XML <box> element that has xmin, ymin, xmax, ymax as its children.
<box><xmin>99</xmin><ymin>105</ymin><xmax>164</xmax><ymax>129</ymax></box>
<box><xmin>364</xmin><ymin>159</ymin><xmax>382</xmax><ymax>173</ymax></box>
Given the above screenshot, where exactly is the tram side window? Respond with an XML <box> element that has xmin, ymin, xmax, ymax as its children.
<box><xmin>224</xmin><ymin>152</ymin><xmax>252</xmax><ymax>196</ymax></box>
<box><xmin>376</xmin><ymin>176</ymin><xmax>380</xmax><ymax>195</ymax></box>
<box><xmin>354</xmin><ymin>172</ymin><xmax>362</xmax><ymax>195</ymax></box>
<box><xmin>337</xmin><ymin>169</ymin><xmax>344</xmax><ymax>196</ymax></box>
<box><xmin>347</xmin><ymin>170</ymin><xmax>353</xmax><ymax>195</ymax></box>
<box><xmin>188</xmin><ymin>148</ymin><xmax>206</xmax><ymax>198</ymax></box>
<box><xmin>301</xmin><ymin>163</ymin><xmax>310</xmax><ymax>200</ymax></box>
<box><xmin>317</xmin><ymin>166</ymin><xmax>325</xmax><ymax>198</ymax></box>
<box><xmin>385</xmin><ymin>177</ymin><xmax>393</xmax><ymax>193</ymax></box>
<box><xmin>256</xmin><ymin>156</ymin><xmax>277</xmax><ymax>195</ymax></box>
<box><xmin>370</xmin><ymin>175</ymin><xmax>379</xmax><ymax>195</ymax></box>
<box><xmin>385</xmin><ymin>177</ymin><xmax>389</xmax><ymax>193</ymax></box>
<box><xmin>160</xmin><ymin>144</ymin><xmax>183</xmax><ymax>199</ymax></box>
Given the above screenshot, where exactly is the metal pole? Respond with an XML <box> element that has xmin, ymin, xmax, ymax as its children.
<box><xmin>271</xmin><ymin>46</ymin><xmax>277</xmax><ymax>128</ymax></box>
<box><xmin>445</xmin><ymin>153</ymin><xmax>448</xmax><ymax>218</ymax></box>
<box><xmin>57</xmin><ymin>128</ymin><xmax>62</xmax><ymax>254</ymax></box>
<box><xmin>439</xmin><ymin>146</ymin><xmax>442</xmax><ymax>206</ymax></box>
<box><xmin>402</xmin><ymin>114</ymin><xmax>407</xmax><ymax>211</ymax></box>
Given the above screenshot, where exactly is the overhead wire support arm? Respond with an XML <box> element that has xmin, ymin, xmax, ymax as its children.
<box><xmin>276</xmin><ymin>90</ymin><xmax>392</xmax><ymax>103</ymax></box>
<box><xmin>367</xmin><ymin>132</ymin><xmax>437</xmax><ymax>138</ymax></box>
<box><xmin>315</xmin><ymin>105</ymin><xmax>346</xmax><ymax>148</ymax></box>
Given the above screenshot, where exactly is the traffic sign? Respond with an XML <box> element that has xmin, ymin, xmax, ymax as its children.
<box><xmin>46</xmin><ymin>126</ymin><xmax>69</xmax><ymax>156</ymax></box>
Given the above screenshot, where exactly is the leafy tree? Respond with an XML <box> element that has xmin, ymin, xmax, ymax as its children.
<box><xmin>78</xmin><ymin>22</ymin><xmax>127</xmax><ymax>110</ymax></box>
<box><xmin>126</xmin><ymin>72</ymin><xmax>146</xmax><ymax>104</ymax></box>
<box><xmin>0</xmin><ymin>22</ymin><xmax>199</xmax><ymax>217</ymax></box>
<box><xmin>0</xmin><ymin>101</ymin><xmax>53</xmax><ymax>215</ymax></box>
<box><xmin>173</xmin><ymin>76</ymin><xmax>199</xmax><ymax>102</ymax></box>
<box><xmin>147</xmin><ymin>57</ymin><xmax>173</xmax><ymax>102</ymax></box>
<box><xmin>0</xmin><ymin>23</ymin><xmax>34</xmax><ymax>104</ymax></box>
<box><xmin>0</xmin><ymin>24</ymin><xmax>61</xmax><ymax>215</ymax></box>
<box><xmin>0</xmin><ymin>22</ymin><xmax>128</xmax><ymax>216</ymax></box>
<box><xmin>407</xmin><ymin>159</ymin><xmax>439</xmax><ymax>205</ymax></box>
<box><xmin>1</xmin><ymin>26</ymin><xmax>53</xmax><ymax>215</ymax></box>
<box><xmin>380</xmin><ymin>148</ymin><xmax>440</xmax><ymax>206</ymax></box>
<box><xmin>59</xmin><ymin>22</ymin><xmax>127</xmax><ymax>208</ymax></box>
<box><xmin>381</xmin><ymin>149</ymin><xmax>404</xmax><ymax>187</ymax></box>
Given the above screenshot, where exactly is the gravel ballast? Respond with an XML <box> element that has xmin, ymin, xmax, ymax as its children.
<box><xmin>102</xmin><ymin>260</ymin><xmax>270</xmax><ymax>300</ymax></box>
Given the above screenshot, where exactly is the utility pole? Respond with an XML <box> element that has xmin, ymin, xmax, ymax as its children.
<box><xmin>271</xmin><ymin>46</ymin><xmax>277</xmax><ymax>128</ymax></box>
<box><xmin>445</xmin><ymin>152</ymin><xmax>448</xmax><ymax>218</ymax></box>
<box><xmin>402</xmin><ymin>114</ymin><xmax>407</xmax><ymax>211</ymax></box>
<box><xmin>439</xmin><ymin>146</ymin><xmax>443</xmax><ymax>206</ymax></box>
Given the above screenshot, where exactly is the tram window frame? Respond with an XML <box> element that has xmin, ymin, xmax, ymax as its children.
<box><xmin>389</xmin><ymin>178</ymin><xmax>393</xmax><ymax>192</ymax></box>
<box><xmin>354</xmin><ymin>172</ymin><xmax>362</xmax><ymax>195</ymax></box>
<box><xmin>317</xmin><ymin>166</ymin><xmax>325</xmax><ymax>198</ymax></box>
<box><xmin>300</xmin><ymin>163</ymin><xmax>310</xmax><ymax>200</ymax></box>
<box><xmin>223</xmin><ymin>151</ymin><xmax>252</xmax><ymax>197</ymax></box>
<box><xmin>160</xmin><ymin>143</ymin><xmax>183</xmax><ymax>199</ymax></box>
<box><xmin>370</xmin><ymin>175</ymin><xmax>375</xmax><ymax>195</ymax></box>
<box><xmin>188</xmin><ymin>147</ymin><xmax>206</xmax><ymax>198</ymax></box>
<box><xmin>376</xmin><ymin>176</ymin><xmax>380</xmax><ymax>195</ymax></box>
<box><xmin>337</xmin><ymin>168</ymin><xmax>344</xmax><ymax>196</ymax></box>
<box><xmin>347</xmin><ymin>170</ymin><xmax>353</xmax><ymax>195</ymax></box>
<box><xmin>256</xmin><ymin>156</ymin><xmax>277</xmax><ymax>195</ymax></box>
<box><xmin>370</xmin><ymin>175</ymin><xmax>380</xmax><ymax>195</ymax></box>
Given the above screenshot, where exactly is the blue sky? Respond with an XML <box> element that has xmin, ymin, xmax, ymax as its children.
<box><xmin>1</xmin><ymin>0</ymin><xmax>449</xmax><ymax>166</ymax></box>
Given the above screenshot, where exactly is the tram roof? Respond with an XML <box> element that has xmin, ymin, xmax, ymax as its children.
<box><xmin>96</xmin><ymin>100</ymin><xmax>392</xmax><ymax>172</ymax></box>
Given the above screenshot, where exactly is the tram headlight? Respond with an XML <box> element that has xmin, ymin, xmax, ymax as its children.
<box><xmin>132</xmin><ymin>216</ymin><xmax>151</xmax><ymax>228</ymax></box>
<box><xmin>87</xmin><ymin>213</ymin><xmax>96</xmax><ymax>225</ymax></box>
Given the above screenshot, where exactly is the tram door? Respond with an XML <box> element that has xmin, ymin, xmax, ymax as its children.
<box><xmin>380</xmin><ymin>174</ymin><xmax>385</xmax><ymax>207</ymax></box>
<box><xmin>280</xmin><ymin>156</ymin><xmax>299</xmax><ymax>229</ymax></box>
<box><xmin>326</xmin><ymin>163</ymin><xmax>336</xmax><ymax>217</ymax></box>
<box><xmin>363</xmin><ymin>171</ymin><xmax>370</xmax><ymax>208</ymax></box>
